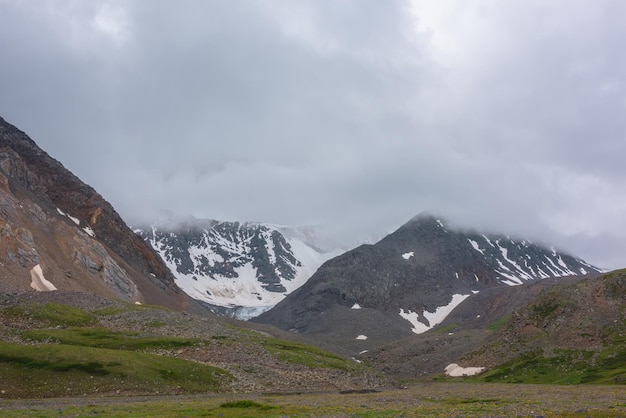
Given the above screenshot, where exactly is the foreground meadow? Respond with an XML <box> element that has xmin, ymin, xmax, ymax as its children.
<box><xmin>1</xmin><ymin>382</ymin><xmax>625</xmax><ymax>417</ymax></box>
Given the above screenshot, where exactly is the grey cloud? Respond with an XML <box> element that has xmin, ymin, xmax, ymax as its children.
<box><xmin>0</xmin><ymin>0</ymin><xmax>625</xmax><ymax>269</ymax></box>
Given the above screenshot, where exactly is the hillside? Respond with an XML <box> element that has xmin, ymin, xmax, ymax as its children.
<box><xmin>466</xmin><ymin>269</ymin><xmax>626</xmax><ymax>384</ymax></box>
<box><xmin>0</xmin><ymin>116</ymin><xmax>195</xmax><ymax>311</ymax></box>
<box><xmin>0</xmin><ymin>291</ymin><xmax>383</xmax><ymax>398</ymax></box>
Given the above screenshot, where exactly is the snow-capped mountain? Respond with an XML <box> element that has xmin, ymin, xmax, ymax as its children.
<box><xmin>253</xmin><ymin>214</ymin><xmax>603</xmax><ymax>353</ymax></box>
<box><xmin>135</xmin><ymin>219</ymin><xmax>343</xmax><ymax>319</ymax></box>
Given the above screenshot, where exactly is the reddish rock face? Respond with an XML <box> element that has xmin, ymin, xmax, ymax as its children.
<box><xmin>0</xmin><ymin>116</ymin><xmax>190</xmax><ymax>311</ymax></box>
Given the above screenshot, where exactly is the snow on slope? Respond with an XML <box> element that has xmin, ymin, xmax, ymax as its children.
<box><xmin>136</xmin><ymin>220</ymin><xmax>343</xmax><ymax>319</ymax></box>
<box><xmin>465</xmin><ymin>235</ymin><xmax>603</xmax><ymax>285</ymax></box>
<box><xmin>399</xmin><ymin>293</ymin><xmax>470</xmax><ymax>334</ymax></box>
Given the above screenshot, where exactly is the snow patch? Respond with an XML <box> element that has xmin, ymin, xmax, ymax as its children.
<box><xmin>356</xmin><ymin>335</ymin><xmax>368</xmax><ymax>340</ymax></box>
<box><xmin>445</xmin><ymin>363</ymin><xmax>485</xmax><ymax>377</ymax></box>
<box><xmin>351</xmin><ymin>303</ymin><xmax>362</xmax><ymax>310</ymax></box>
<box><xmin>468</xmin><ymin>239</ymin><xmax>485</xmax><ymax>255</ymax></box>
<box><xmin>402</xmin><ymin>251</ymin><xmax>414</xmax><ymax>260</ymax></box>
<box><xmin>83</xmin><ymin>226</ymin><xmax>95</xmax><ymax>237</ymax></box>
<box><xmin>30</xmin><ymin>264</ymin><xmax>57</xmax><ymax>291</ymax></box>
<box><xmin>400</xmin><ymin>294</ymin><xmax>470</xmax><ymax>334</ymax></box>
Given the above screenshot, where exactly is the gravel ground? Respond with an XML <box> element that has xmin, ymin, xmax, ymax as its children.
<box><xmin>1</xmin><ymin>382</ymin><xmax>624</xmax><ymax>417</ymax></box>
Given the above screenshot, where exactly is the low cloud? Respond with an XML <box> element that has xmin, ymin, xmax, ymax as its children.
<box><xmin>1</xmin><ymin>0</ymin><xmax>625</xmax><ymax>269</ymax></box>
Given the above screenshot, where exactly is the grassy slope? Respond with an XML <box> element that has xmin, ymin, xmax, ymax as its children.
<box><xmin>467</xmin><ymin>269</ymin><xmax>626</xmax><ymax>384</ymax></box>
<box><xmin>0</xmin><ymin>298</ymin><xmax>366</xmax><ymax>398</ymax></box>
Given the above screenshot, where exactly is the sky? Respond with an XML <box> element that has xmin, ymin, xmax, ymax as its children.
<box><xmin>1</xmin><ymin>0</ymin><xmax>625</xmax><ymax>269</ymax></box>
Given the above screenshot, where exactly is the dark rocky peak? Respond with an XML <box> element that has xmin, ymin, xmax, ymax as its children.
<box><xmin>253</xmin><ymin>213</ymin><xmax>603</xmax><ymax>353</ymax></box>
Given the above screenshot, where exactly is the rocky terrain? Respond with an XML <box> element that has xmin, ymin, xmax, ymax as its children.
<box><xmin>253</xmin><ymin>214</ymin><xmax>602</xmax><ymax>354</ymax></box>
<box><xmin>358</xmin><ymin>269</ymin><xmax>625</xmax><ymax>385</ymax></box>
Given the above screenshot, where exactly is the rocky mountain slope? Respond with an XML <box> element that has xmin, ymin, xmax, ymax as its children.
<box><xmin>360</xmin><ymin>274</ymin><xmax>594</xmax><ymax>379</ymax></box>
<box><xmin>0</xmin><ymin>116</ymin><xmax>194</xmax><ymax>311</ymax></box>
<box><xmin>465</xmin><ymin>269</ymin><xmax>626</xmax><ymax>383</ymax></box>
<box><xmin>135</xmin><ymin>220</ymin><xmax>343</xmax><ymax>319</ymax></box>
<box><xmin>253</xmin><ymin>214</ymin><xmax>602</xmax><ymax>353</ymax></box>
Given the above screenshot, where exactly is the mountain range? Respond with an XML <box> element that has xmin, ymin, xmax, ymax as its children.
<box><xmin>1</xmin><ymin>115</ymin><xmax>622</xmax><ymax>395</ymax></box>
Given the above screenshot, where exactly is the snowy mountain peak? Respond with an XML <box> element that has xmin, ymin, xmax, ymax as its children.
<box><xmin>136</xmin><ymin>219</ymin><xmax>343</xmax><ymax>319</ymax></box>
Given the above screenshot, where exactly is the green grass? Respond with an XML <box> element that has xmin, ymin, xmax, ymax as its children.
<box><xmin>21</xmin><ymin>327</ymin><xmax>197</xmax><ymax>351</ymax></box>
<box><xmin>476</xmin><ymin>346</ymin><xmax>626</xmax><ymax>385</ymax></box>
<box><xmin>219</xmin><ymin>400</ymin><xmax>275</xmax><ymax>410</ymax></box>
<box><xmin>486</xmin><ymin>314</ymin><xmax>510</xmax><ymax>332</ymax></box>
<box><xmin>1</xmin><ymin>303</ymin><xmax>97</xmax><ymax>327</ymax></box>
<box><xmin>433</xmin><ymin>323</ymin><xmax>459</xmax><ymax>334</ymax></box>
<box><xmin>258</xmin><ymin>337</ymin><xmax>359</xmax><ymax>371</ymax></box>
<box><xmin>31</xmin><ymin>303</ymin><xmax>97</xmax><ymax>327</ymax></box>
<box><xmin>0</xmin><ymin>341</ymin><xmax>231</xmax><ymax>398</ymax></box>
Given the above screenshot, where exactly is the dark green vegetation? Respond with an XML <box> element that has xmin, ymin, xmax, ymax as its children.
<box><xmin>2</xmin><ymin>303</ymin><xmax>96</xmax><ymax>327</ymax></box>
<box><xmin>0</xmin><ymin>341</ymin><xmax>230</xmax><ymax>398</ymax></box>
<box><xmin>485</xmin><ymin>314</ymin><xmax>510</xmax><ymax>332</ymax></box>
<box><xmin>477</xmin><ymin>346</ymin><xmax>626</xmax><ymax>384</ymax></box>
<box><xmin>219</xmin><ymin>399</ymin><xmax>275</xmax><ymax>410</ymax></box>
<box><xmin>21</xmin><ymin>327</ymin><xmax>197</xmax><ymax>351</ymax></box>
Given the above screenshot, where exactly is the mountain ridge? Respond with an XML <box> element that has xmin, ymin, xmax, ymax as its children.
<box><xmin>252</xmin><ymin>214</ymin><xmax>603</xmax><ymax>353</ymax></box>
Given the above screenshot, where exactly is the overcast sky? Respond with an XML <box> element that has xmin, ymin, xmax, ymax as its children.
<box><xmin>1</xmin><ymin>0</ymin><xmax>625</xmax><ymax>269</ymax></box>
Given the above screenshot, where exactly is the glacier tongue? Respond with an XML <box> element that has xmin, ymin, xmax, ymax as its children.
<box><xmin>136</xmin><ymin>219</ymin><xmax>343</xmax><ymax>319</ymax></box>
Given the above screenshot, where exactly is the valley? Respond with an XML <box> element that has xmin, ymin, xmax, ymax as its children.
<box><xmin>1</xmin><ymin>115</ymin><xmax>625</xmax><ymax>415</ymax></box>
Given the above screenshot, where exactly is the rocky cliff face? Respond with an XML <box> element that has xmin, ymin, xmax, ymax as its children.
<box><xmin>252</xmin><ymin>214</ymin><xmax>603</xmax><ymax>353</ymax></box>
<box><xmin>0</xmin><ymin>116</ymin><xmax>191</xmax><ymax>311</ymax></box>
<box><xmin>136</xmin><ymin>219</ymin><xmax>342</xmax><ymax>319</ymax></box>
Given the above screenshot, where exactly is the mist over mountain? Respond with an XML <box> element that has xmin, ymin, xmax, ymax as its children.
<box><xmin>253</xmin><ymin>214</ymin><xmax>602</xmax><ymax>353</ymax></box>
<box><xmin>135</xmin><ymin>219</ymin><xmax>344</xmax><ymax>319</ymax></box>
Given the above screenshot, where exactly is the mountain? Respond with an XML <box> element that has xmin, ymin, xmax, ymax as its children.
<box><xmin>135</xmin><ymin>219</ymin><xmax>343</xmax><ymax>319</ymax></box>
<box><xmin>252</xmin><ymin>213</ymin><xmax>603</xmax><ymax>353</ymax></box>
<box><xmin>0</xmin><ymin>116</ymin><xmax>195</xmax><ymax>311</ymax></box>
